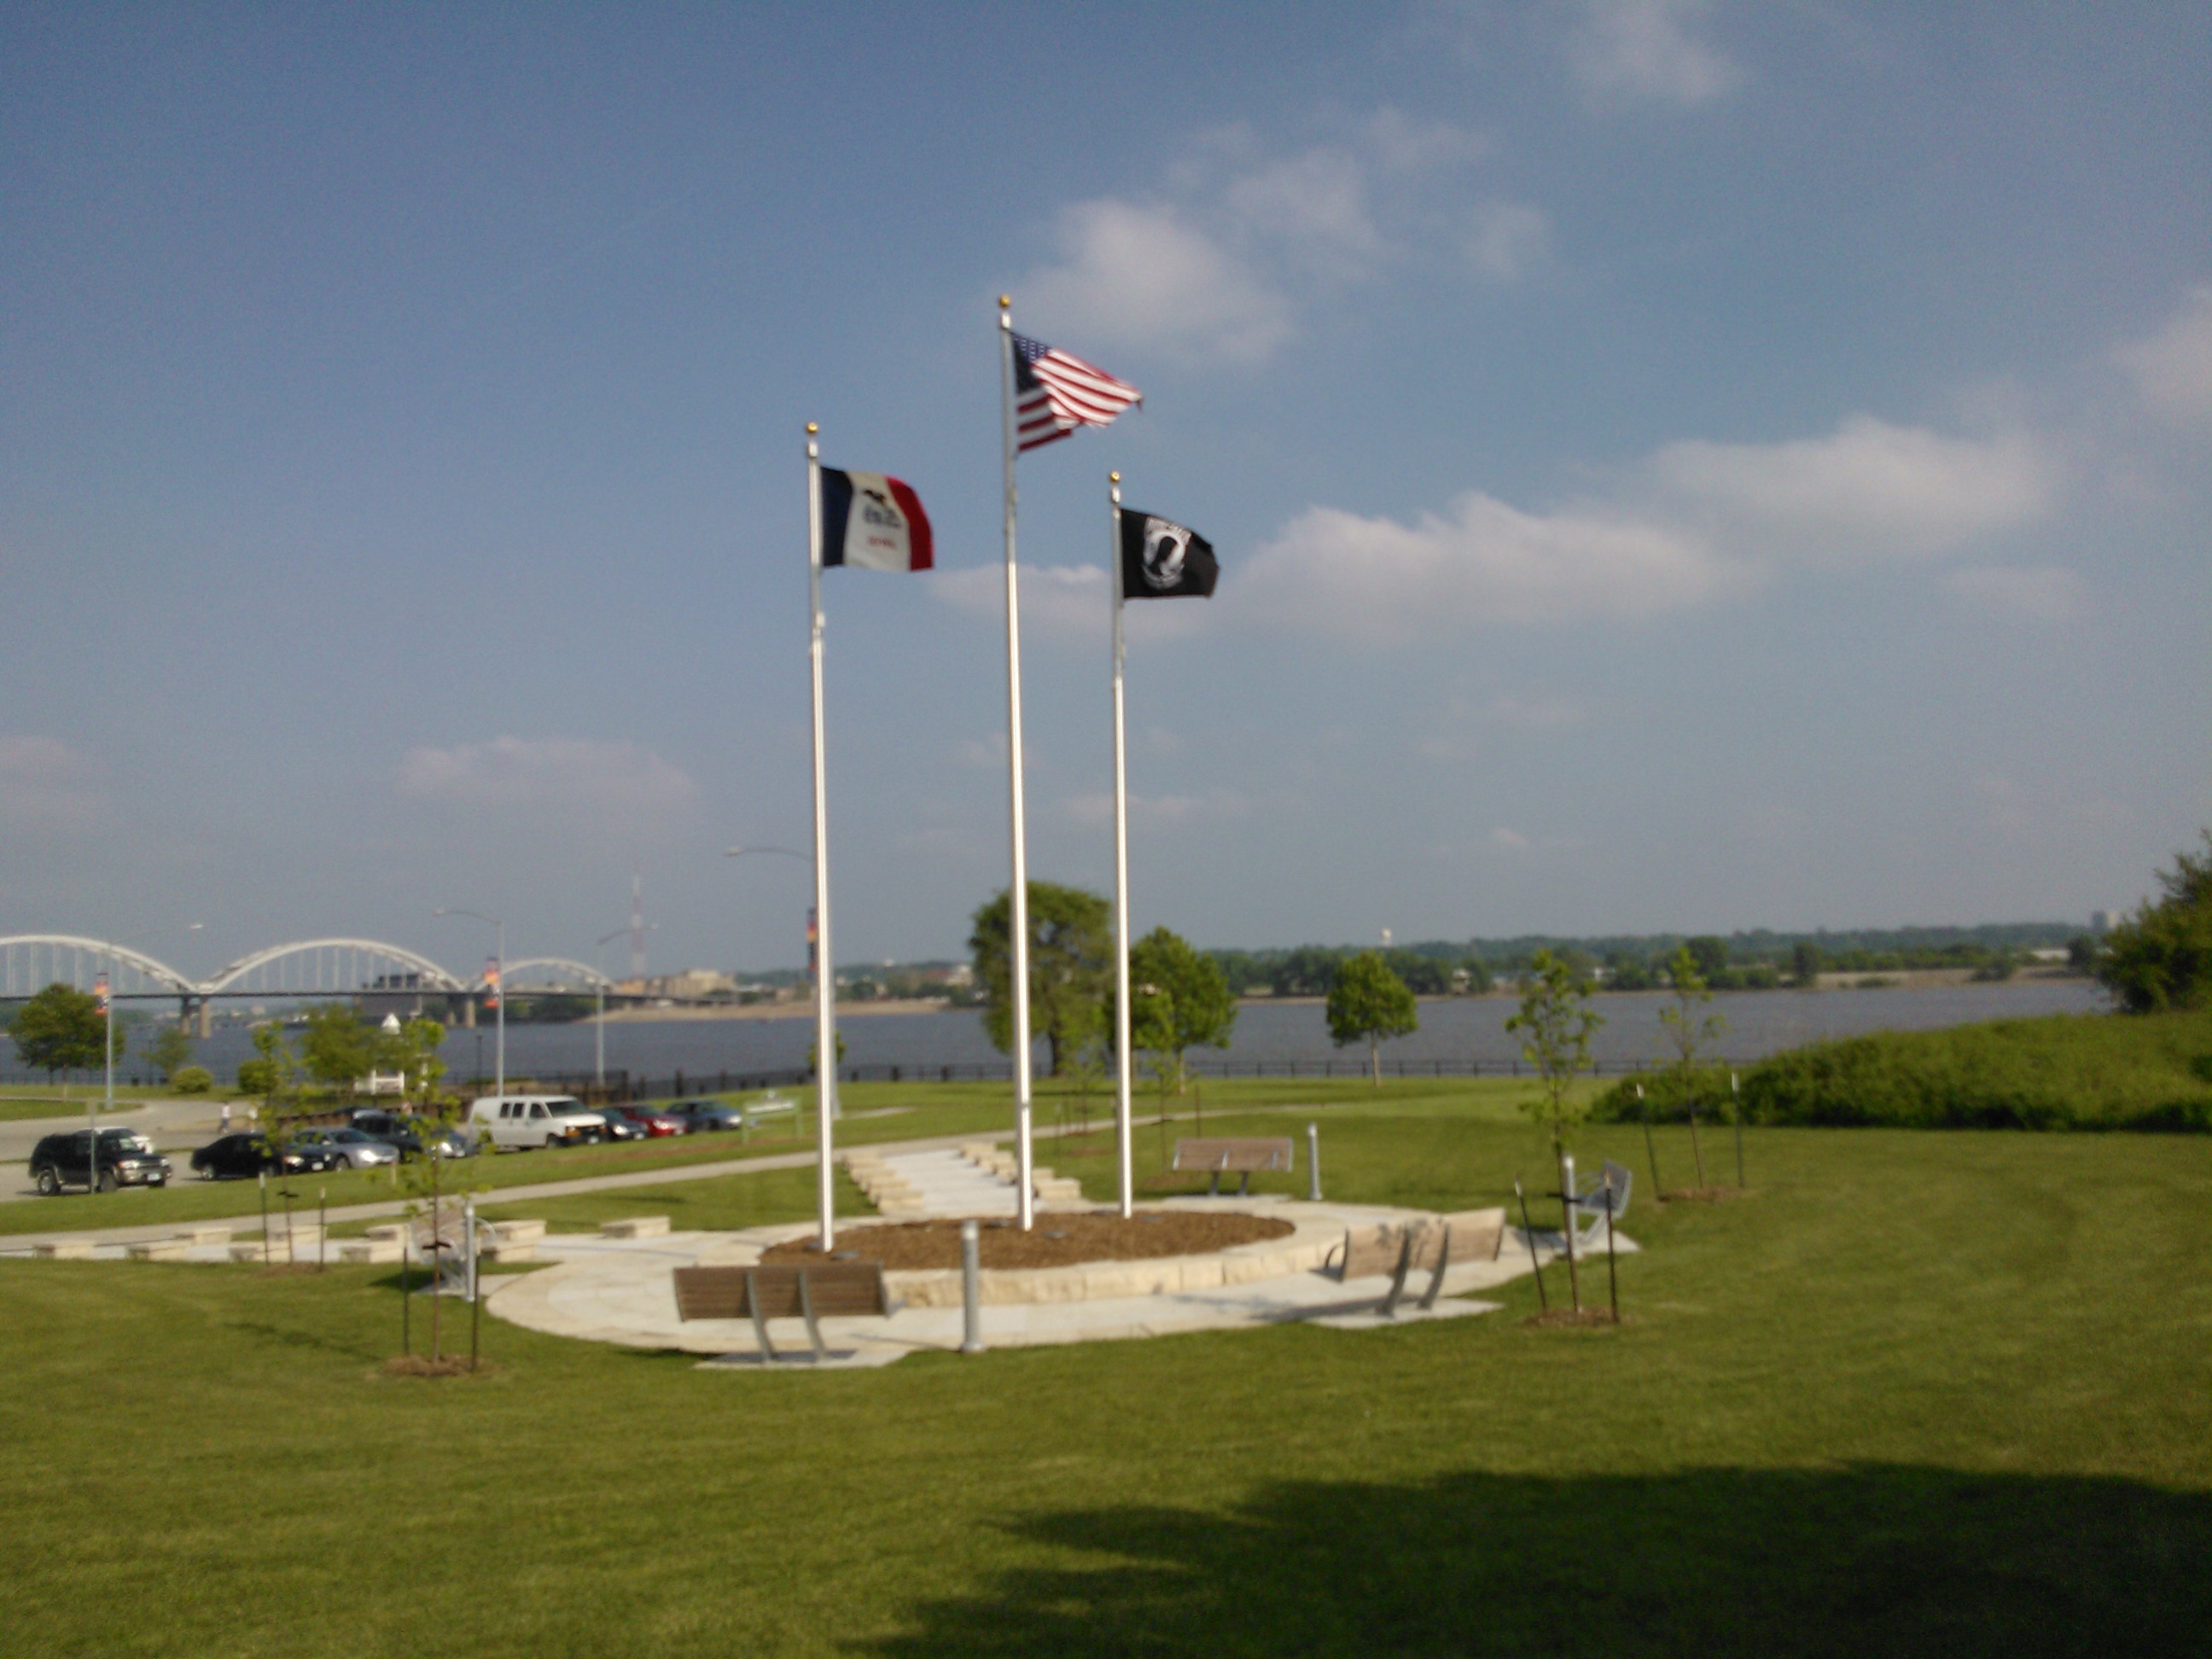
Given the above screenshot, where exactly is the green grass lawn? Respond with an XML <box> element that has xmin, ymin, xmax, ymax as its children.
<box><xmin>0</xmin><ymin>1109</ymin><xmax>2205</xmax><ymax>1656</ymax></box>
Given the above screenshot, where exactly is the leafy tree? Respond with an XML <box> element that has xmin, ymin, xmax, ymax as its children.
<box><xmin>1790</xmin><ymin>940</ymin><xmax>1822</xmax><ymax>988</ymax></box>
<box><xmin>2065</xmin><ymin>934</ymin><xmax>2101</xmax><ymax>975</ymax></box>
<box><xmin>9</xmin><ymin>983</ymin><xmax>114</xmax><ymax>1085</ymax></box>
<box><xmin>2098</xmin><ymin>831</ymin><xmax>2212</xmax><ymax>1013</ymax></box>
<box><xmin>1685</xmin><ymin>935</ymin><xmax>1730</xmax><ymax>983</ymax></box>
<box><xmin>1325</xmin><ymin>951</ymin><xmax>1418</xmax><ymax>1086</ymax></box>
<box><xmin>1122</xmin><ymin>927</ymin><xmax>1237</xmax><ymax>1097</ymax></box>
<box><xmin>1505</xmin><ymin>948</ymin><xmax>1604</xmax><ymax>1310</ymax></box>
<box><xmin>1456</xmin><ymin>957</ymin><xmax>1493</xmax><ymax>995</ymax></box>
<box><xmin>1604</xmin><ymin>951</ymin><xmax>1656</xmax><ymax>992</ymax></box>
<box><xmin>170</xmin><ymin>1065</ymin><xmax>214</xmax><ymax>1095</ymax></box>
<box><xmin>238</xmin><ymin>1022</ymin><xmax>297</xmax><ymax>1130</ymax></box>
<box><xmin>805</xmin><ymin>1030</ymin><xmax>849</xmax><ymax>1074</ymax></box>
<box><xmin>399</xmin><ymin>1017</ymin><xmax>448</xmax><ymax>1107</ymax></box>
<box><xmin>1658</xmin><ymin>945</ymin><xmax>1726</xmax><ymax>1188</ymax></box>
<box><xmin>146</xmin><ymin>1023</ymin><xmax>195</xmax><ymax>1085</ymax></box>
<box><xmin>969</xmin><ymin>882</ymin><xmax>1112</xmax><ymax>1078</ymax></box>
<box><xmin>299</xmin><ymin>1004</ymin><xmax>373</xmax><ymax>1093</ymax></box>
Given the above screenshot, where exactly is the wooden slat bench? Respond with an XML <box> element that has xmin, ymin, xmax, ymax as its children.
<box><xmin>1324</xmin><ymin>1207</ymin><xmax>1506</xmax><ymax>1318</ymax></box>
<box><xmin>672</xmin><ymin>1261</ymin><xmax>892</xmax><ymax>1364</ymax></box>
<box><xmin>1171</xmin><ymin>1137</ymin><xmax>1295</xmax><ymax>1196</ymax></box>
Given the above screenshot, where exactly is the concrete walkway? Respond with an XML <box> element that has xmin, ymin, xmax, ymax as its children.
<box><xmin>484</xmin><ymin>1199</ymin><xmax>1639</xmax><ymax>1366</ymax></box>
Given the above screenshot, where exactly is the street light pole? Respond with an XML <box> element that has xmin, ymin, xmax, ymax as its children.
<box><xmin>434</xmin><ymin>910</ymin><xmax>505</xmax><ymax>1100</ymax></box>
<box><xmin>99</xmin><ymin>923</ymin><xmax>201</xmax><ymax>1190</ymax></box>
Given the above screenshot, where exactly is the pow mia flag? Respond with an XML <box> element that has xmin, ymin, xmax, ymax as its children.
<box><xmin>1118</xmin><ymin>511</ymin><xmax>1219</xmax><ymax>600</ymax></box>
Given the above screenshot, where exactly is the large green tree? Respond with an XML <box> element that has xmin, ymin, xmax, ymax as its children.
<box><xmin>1122</xmin><ymin>926</ymin><xmax>1237</xmax><ymax>1097</ymax></box>
<box><xmin>145</xmin><ymin>1023</ymin><xmax>195</xmax><ymax>1085</ymax></box>
<box><xmin>299</xmin><ymin>1004</ymin><xmax>374</xmax><ymax>1092</ymax></box>
<box><xmin>2098</xmin><ymin>830</ymin><xmax>2212</xmax><ymax>1013</ymax></box>
<box><xmin>969</xmin><ymin>882</ymin><xmax>1113</xmax><ymax>1078</ymax></box>
<box><xmin>1325</xmin><ymin>951</ymin><xmax>1418</xmax><ymax>1086</ymax></box>
<box><xmin>9</xmin><ymin>983</ymin><xmax>116</xmax><ymax>1083</ymax></box>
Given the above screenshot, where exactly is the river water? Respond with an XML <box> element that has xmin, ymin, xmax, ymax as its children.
<box><xmin>110</xmin><ymin>978</ymin><xmax>2107</xmax><ymax>1086</ymax></box>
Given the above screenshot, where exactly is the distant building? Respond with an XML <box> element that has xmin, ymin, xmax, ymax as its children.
<box><xmin>2091</xmin><ymin>910</ymin><xmax>2117</xmax><ymax>934</ymax></box>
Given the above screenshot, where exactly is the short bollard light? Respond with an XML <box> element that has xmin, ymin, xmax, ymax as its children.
<box><xmin>1306</xmin><ymin>1123</ymin><xmax>1321</xmax><ymax>1201</ymax></box>
<box><xmin>959</xmin><ymin>1218</ymin><xmax>985</xmax><ymax>1354</ymax></box>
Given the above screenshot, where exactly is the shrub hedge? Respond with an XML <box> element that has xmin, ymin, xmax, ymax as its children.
<box><xmin>168</xmin><ymin>1065</ymin><xmax>214</xmax><ymax>1095</ymax></box>
<box><xmin>1593</xmin><ymin>1010</ymin><xmax>2212</xmax><ymax>1133</ymax></box>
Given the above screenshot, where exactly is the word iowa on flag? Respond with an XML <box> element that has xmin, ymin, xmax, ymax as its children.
<box><xmin>820</xmin><ymin>469</ymin><xmax>933</xmax><ymax>571</ymax></box>
<box><xmin>1014</xmin><ymin>333</ymin><xmax>1142</xmax><ymax>453</ymax></box>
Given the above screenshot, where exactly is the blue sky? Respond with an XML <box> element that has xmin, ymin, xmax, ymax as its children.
<box><xmin>3</xmin><ymin>2</ymin><xmax>2207</xmax><ymax>981</ymax></box>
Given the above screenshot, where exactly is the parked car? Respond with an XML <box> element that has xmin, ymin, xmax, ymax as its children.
<box><xmin>667</xmin><ymin>1100</ymin><xmax>746</xmax><ymax>1134</ymax></box>
<box><xmin>466</xmin><ymin>1095</ymin><xmax>613</xmax><ymax>1150</ymax></box>
<box><xmin>189</xmin><ymin>1132</ymin><xmax>344</xmax><ymax>1181</ymax></box>
<box><xmin>604</xmin><ymin>1104</ymin><xmax>684</xmax><ymax>1138</ymax></box>
<box><xmin>346</xmin><ymin>1109</ymin><xmax>427</xmax><ymax>1158</ymax></box>
<box><xmin>30</xmin><ymin>1129</ymin><xmax>172</xmax><ymax>1196</ymax></box>
<box><xmin>291</xmin><ymin>1127</ymin><xmax>400</xmax><ymax>1170</ymax></box>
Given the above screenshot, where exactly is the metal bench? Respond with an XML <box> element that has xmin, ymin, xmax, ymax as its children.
<box><xmin>672</xmin><ymin>1261</ymin><xmax>892</xmax><ymax>1364</ymax></box>
<box><xmin>1567</xmin><ymin>1161</ymin><xmax>1633</xmax><ymax>1253</ymax></box>
<box><xmin>1324</xmin><ymin>1208</ymin><xmax>1505</xmax><ymax>1318</ymax></box>
<box><xmin>1171</xmin><ymin>1136</ymin><xmax>1295</xmax><ymax>1196</ymax></box>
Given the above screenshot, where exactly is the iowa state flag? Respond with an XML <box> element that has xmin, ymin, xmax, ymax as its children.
<box><xmin>821</xmin><ymin>469</ymin><xmax>933</xmax><ymax>571</ymax></box>
<box><xmin>1119</xmin><ymin>510</ymin><xmax>1218</xmax><ymax>599</ymax></box>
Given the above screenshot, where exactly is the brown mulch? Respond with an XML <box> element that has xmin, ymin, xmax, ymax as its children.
<box><xmin>381</xmin><ymin>1354</ymin><xmax>497</xmax><ymax>1379</ymax></box>
<box><xmin>1523</xmin><ymin>1308</ymin><xmax>1626</xmax><ymax>1329</ymax></box>
<box><xmin>760</xmin><ymin>1210</ymin><xmax>1295</xmax><ymax>1272</ymax></box>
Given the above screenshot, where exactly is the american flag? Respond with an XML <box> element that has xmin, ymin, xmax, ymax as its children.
<box><xmin>1012</xmin><ymin>332</ymin><xmax>1142</xmax><ymax>453</ymax></box>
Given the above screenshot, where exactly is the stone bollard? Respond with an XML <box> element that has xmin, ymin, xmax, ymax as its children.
<box><xmin>959</xmin><ymin>1218</ymin><xmax>985</xmax><ymax>1355</ymax></box>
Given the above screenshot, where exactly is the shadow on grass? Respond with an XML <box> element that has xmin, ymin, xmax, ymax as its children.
<box><xmin>867</xmin><ymin>1465</ymin><xmax>2210</xmax><ymax>1656</ymax></box>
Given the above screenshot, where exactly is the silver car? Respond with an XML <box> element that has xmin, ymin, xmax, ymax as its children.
<box><xmin>292</xmin><ymin>1127</ymin><xmax>400</xmax><ymax>1170</ymax></box>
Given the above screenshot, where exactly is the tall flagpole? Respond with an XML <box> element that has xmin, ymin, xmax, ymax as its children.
<box><xmin>806</xmin><ymin>420</ymin><xmax>840</xmax><ymax>1251</ymax></box>
<box><xmin>998</xmin><ymin>295</ymin><xmax>1036</xmax><ymax>1231</ymax></box>
<box><xmin>1109</xmin><ymin>472</ymin><xmax>1134</xmax><ymax>1219</ymax></box>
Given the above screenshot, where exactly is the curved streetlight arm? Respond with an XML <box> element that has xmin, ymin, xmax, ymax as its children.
<box><xmin>724</xmin><ymin>846</ymin><xmax>812</xmax><ymax>862</ymax></box>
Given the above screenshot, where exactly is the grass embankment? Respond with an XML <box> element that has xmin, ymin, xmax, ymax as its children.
<box><xmin>0</xmin><ymin>1076</ymin><xmax>1538</xmax><ymax>1237</ymax></box>
<box><xmin>1598</xmin><ymin>1008</ymin><xmax>2212</xmax><ymax>1132</ymax></box>
<box><xmin>0</xmin><ymin>1114</ymin><xmax>2204</xmax><ymax>1655</ymax></box>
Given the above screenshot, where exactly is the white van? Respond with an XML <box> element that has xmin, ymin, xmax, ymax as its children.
<box><xmin>468</xmin><ymin>1095</ymin><xmax>612</xmax><ymax>1151</ymax></box>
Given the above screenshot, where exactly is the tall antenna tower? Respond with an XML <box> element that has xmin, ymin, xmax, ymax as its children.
<box><xmin>630</xmin><ymin>863</ymin><xmax>646</xmax><ymax>978</ymax></box>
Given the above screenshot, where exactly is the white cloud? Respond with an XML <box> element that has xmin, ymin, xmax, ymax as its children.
<box><xmin>1020</xmin><ymin>110</ymin><xmax>1501</xmax><ymax>360</ymax></box>
<box><xmin>1945</xmin><ymin>565</ymin><xmax>2087</xmax><ymax>622</ymax></box>
<box><xmin>1566</xmin><ymin>0</ymin><xmax>1742</xmax><ymax>108</ymax></box>
<box><xmin>1490</xmin><ymin>826</ymin><xmax>1531</xmax><ymax>850</ymax></box>
<box><xmin>1643</xmin><ymin>417</ymin><xmax>2055</xmax><ymax>558</ymax></box>
<box><xmin>1464</xmin><ymin>200</ymin><xmax>1552</xmax><ymax>281</ymax></box>
<box><xmin>1237</xmin><ymin>491</ymin><xmax>1735</xmax><ymax>637</ymax></box>
<box><xmin>933</xmin><ymin>562</ymin><xmax>1208</xmax><ymax>644</ymax></box>
<box><xmin>2113</xmin><ymin>284</ymin><xmax>2212</xmax><ymax>425</ymax></box>
<box><xmin>397</xmin><ymin>736</ymin><xmax>696</xmax><ymax>820</ymax></box>
<box><xmin>0</xmin><ymin>736</ymin><xmax>106</xmax><ymax>832</ymax></box>
<box><xmin>1062</xmin><ymin>789</ymin><xmax>1252</xmax><ymax>828</ymax></box>
<box><xmin>1235</xmin><ymin>414</ymin><xmax>2063</xmax><ymax>639</ymax></box>
<box><xmin>1023</xmin><ymin>199</ymin><xmax>1293</xmax><ymax>363</ymax></box>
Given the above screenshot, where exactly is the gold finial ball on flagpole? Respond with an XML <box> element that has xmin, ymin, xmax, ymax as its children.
<box><xmin>806</xmin><ymin>422</ymin><xmax>818</xmax><ymax>434</ymax></box>
<box><xmin>1110</xmin><ymin>471</ymin><xmax>1120</xmax><ymax>483</ymax></box>
<box><xmin>998</xmin><ymin>294</ymin><xmax>1010</xmax><ymax>308</ymax></box>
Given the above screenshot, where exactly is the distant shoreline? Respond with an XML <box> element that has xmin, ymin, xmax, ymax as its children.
<box><xmin>588</xmin><ymin>967</ymin><xmax>2087</xmax><ymax>1023</ymax></box>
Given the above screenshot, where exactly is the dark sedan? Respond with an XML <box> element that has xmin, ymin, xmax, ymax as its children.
<box><xmin>189</xmin><ymin>1133</ymin><xmax>345</xmax><ymax>1180</ymax></box>
<box><xmin>667</xmin><ymin>1101</ymin><xmax>745</xmax><ymax>1134</ymax></box>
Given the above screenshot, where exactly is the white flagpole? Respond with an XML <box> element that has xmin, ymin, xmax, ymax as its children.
<box><xmin>806</xmin><ymin>421</ymin><xmax>840</xmax><ymax>1251</ymax></box>
<box><xmin>998</xmin><ymin>296</ymin><xmax>1035</xmax><ymax>1231</ymax></box>
<box><xmin>1109</xmin><ymin>472</ymin><xmax>1134</xmax><ymax>1218</ymax></box>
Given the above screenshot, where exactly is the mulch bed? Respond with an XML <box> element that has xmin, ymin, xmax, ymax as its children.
<box><xmin>381</xmin><ymin>1354</ymin><xmax>497</xmax><ymax>1378</ymax></box>
<box><xmin>1524</xmin><ymin>1308</ymin><xmax>1626</xmax><ymax>1329</ymax></box>
<box><xmin>760</xmin><ymin>1210</ymin><xmax>1295</xmax><ymax>1271</ymax></box>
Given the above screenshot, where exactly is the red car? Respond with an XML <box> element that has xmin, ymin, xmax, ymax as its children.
<box><xmin>607</xmin><ymin>1104</ymin><xmax>685</xmax><ymax>1138</ymax></box>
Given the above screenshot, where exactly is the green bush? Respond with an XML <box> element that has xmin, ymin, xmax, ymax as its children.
<box><xmin>1598</xmin><ymin>1010</ymin><xmax>2212</xmax><ymax>1134</ymax></box>
<box><xmin>169</xmin><ymin>1065</ymin><xmax>214</xmax><ymax>1095</ymax></box>
<box><xmin>1593</xmin><ymin>1065</ymin><xmax>1735</xmax><ymax>1125</ymax></box>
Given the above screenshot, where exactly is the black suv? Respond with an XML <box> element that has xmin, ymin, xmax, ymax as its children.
<box><xmin>189</xmin><ymin>1133</ymin><xmax>344</xmax><ymax>1181</ymax></box>
<box><xmin>30</xmin><ymin>1129</ymin><xmax>173</xmax><ymax>1196</ymax></box>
